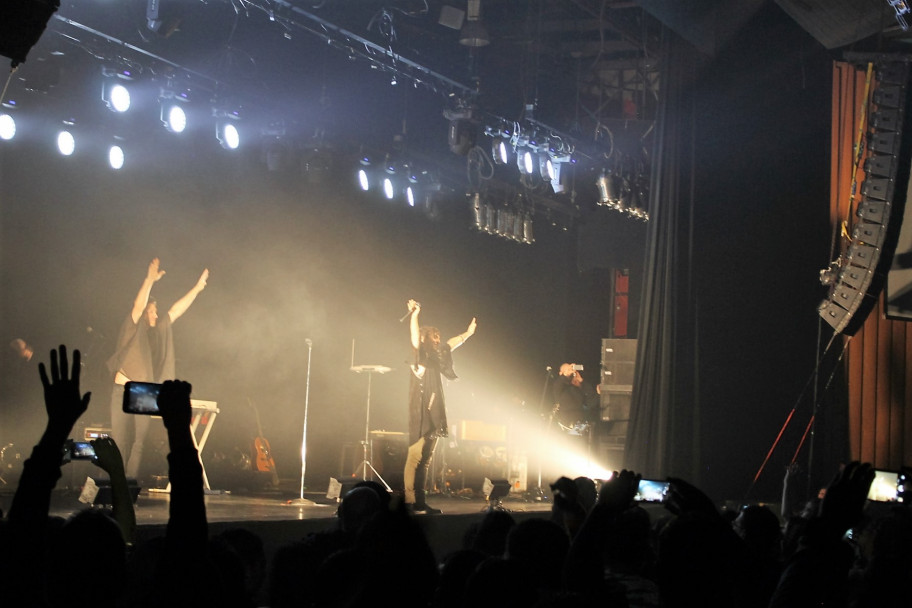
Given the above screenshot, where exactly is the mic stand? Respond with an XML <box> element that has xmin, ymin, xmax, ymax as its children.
<box><xmin>288</xmin><ymin>339</ymin><xmax>316</xmax><ymax>506</ymax></box>
<box><xmin>532</xmin><ymin>367</ymin><xmax>554</xmax><ymax>502</ymax></box>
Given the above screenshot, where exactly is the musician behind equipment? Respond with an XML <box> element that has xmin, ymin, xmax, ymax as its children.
<box><xmin>552</xmin><ymin>363</ymin><xmax>600</xmax><ymax>433</ymax></box>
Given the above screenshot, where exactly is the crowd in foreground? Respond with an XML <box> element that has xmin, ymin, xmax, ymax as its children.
<box><xmin>1</xmin><ymin>345</ymin><xmax>910</xmax><ymax>608</ymax></box>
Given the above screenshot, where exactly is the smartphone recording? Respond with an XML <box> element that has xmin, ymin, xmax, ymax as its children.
<box><xmin>123</xmin><ymin>381</ymin><xmax>162</xmax><ymax>415</ymax></box>
<box><xmin>62</xmin><ymin>439</ymin><xmax>96</xmax><ymax>462</ymax></box>
<box><xmin>70</xmin><ymin>441</ymin><xmax>96</xmax><ymax>460</ymax></box>
<box><xmin>634</xmin><ymin>479</ymin><xmax>670</xmax><ymax>503</ymax></box>
<box><xmin>867</xmin><ymin>469</ymin><xmax>906</xmax><ymax>503</ymax></box>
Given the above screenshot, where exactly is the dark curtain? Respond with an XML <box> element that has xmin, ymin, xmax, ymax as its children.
<box><xmin>624</xmin><ymin>29</ymin><xmax>700</xmax><ymax>481</ymax></box>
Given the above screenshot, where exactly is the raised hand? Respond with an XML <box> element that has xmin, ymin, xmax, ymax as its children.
<box><xmin>91</xmin><ymin>436</ymin><xmax>126</xmax><ymax>477</ymax></box>
<box><xmin>596</xmin><ymin>469</ymin><xmax>641</xmax><ymax>512</ymax></box>
<box><xmin>147</xmin><ymin>258</ymin><xmax>166</xmax><ymax>282</ymax></box>
<box><xmin>38</xmin><ymin>345</ymin><xmax>90</xmax><ymax>442</ymax></box>
<box><xmin>466</xmin><ymin>317</ymin><xmax>477</xmax><ymax>336</ymax></box>
<box><xmin>195</xmin><ymin>268</ymin><xmax>209</xmax><ymax>291</ymax></box>
<box><xmin>818</xmin><ymin>461</ymin><xmax>875</xmax><ymax>533</ymax></box>
<box><xmin>664</xmin><ymin>476</ymin><xmax>718</xmax><ymax>517</ymax></box>
<box><xmin>157</xmin><ymin>380</ymin><xmax>193</xmax><ymax>434</ymax></box>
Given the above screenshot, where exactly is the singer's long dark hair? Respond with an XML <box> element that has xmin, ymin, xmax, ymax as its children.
<box><xmin>418</xmin><ymin>326</ymin><xmax>441</xmax><ymax>353</ymax></box>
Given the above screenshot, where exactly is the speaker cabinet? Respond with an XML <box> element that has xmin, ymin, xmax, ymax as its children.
<box><xmin>600</xmin><ymin>387</ymin><xmax>632</xmax><ymax>421</ymax></box>
<box><xmin>370</xmin><ymin>431</ymin><xmax>407</xmax><ymax>482</ymax></box>
<box><xmin>601</xmin><ymin>339</ymin><xmax>636</xmax><ymax>421</ymax></box>
<box><xmin>819</xmin><ymin>59</ymin><xmax>912</xmax><ymax>335</ymax></box>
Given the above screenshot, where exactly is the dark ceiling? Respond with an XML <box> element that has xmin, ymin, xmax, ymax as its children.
<box><xmin>4</xmin><ymin>1</ymin><xmax>908</xmax><ymax>204</ymax></box>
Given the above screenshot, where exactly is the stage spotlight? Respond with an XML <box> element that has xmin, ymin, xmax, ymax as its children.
<box><xmin>383</xmin><ymin>160</ymin><xmax>401</xmax><ymax>200</ymax></box>
<box><xmin>470</xmin><ymin>192</ymin><xmax>483</xmax><ymax>229</ymax></box>
<box><xmin>522</xmin><ymin>214</ymin><xmax>534</xmax><ymax>244</ymax></box>
<box><xmin>383</xmin><ymin>176</ymin><xmax>396</xmax><ymax>200</ymax></box>
<box><xmin>357</xmin><ymin>155</ymin><xmax>374</xmax><ymax>191</ymax></box>
<box><xmin>217</xmin><ymin>122</ymin><xmax>240</xmax><ymax>150</ymax></box>
<box><xmin>539</xmin><ymin>155</ymin><xmax>555</xmax><ymax>180</ymax></box>
<box><xmin>56</xmin><ymin>129</ymin><xmax>75</xmax><ymax>156</ymax></box>
<box><xmin>548</xmin><ymin>162</ymin><xmax>568</xmax><ymax>194</ymax></box>
<box><xmin>108</xmin><ymin>144</ymin><xmax>125</xmax><ymax>170</ymax></box>
<box><xmin>214</xmin><ymin>107</ymin><xmax>241</xmax><ymax>150</ymax></box>
<box><xmin>106</xmin><ymin>83</ymin><xmax>130</xmax><ymax>113</ymax></box>
<box><xmin>102</xmin><ymin>68</ymin><xmax>135</xmax><ymax>113</ymax></box>
<box><xmin>216</xmin><ymin>122</ymin><xmax>241</xmax><ymax>150</ymax></box>
<box><xmin>0</xmin><ymin>113</ymin><xmax>15</xmax><ymax>141</ymax></box>
<box><xmin>161</xmin><ymin>103</ymin><xmax>187</xmax><ymax>133</ymax></box>
<box><xmin>517</xmin><ymin>149</ymin><xmax>534</xmax><ymax>174</ymax></box>
<box><xmin>492</xmin><ymin>137</ymin><xmax>509</xmax><ymax>164</ymax></box>
<box><xmin>483</xmin><ymin>202</ymin><xmax>496</xmax><ymax>233</ymax></box>
<box><xmin>596</xmin><ymin>170</ymin><xmax>620</xmax><ymax>205</ymax></box>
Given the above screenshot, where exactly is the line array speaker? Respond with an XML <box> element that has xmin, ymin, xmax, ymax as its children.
<box><xmin>819</xmin><ymin>58</ymin><xmax>912</xmax><ymax>335</ymax></box>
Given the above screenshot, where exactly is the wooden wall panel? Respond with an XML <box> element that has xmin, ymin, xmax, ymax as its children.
<box><xmin>832</xmin><ymin>61</ymin><xmax>912</xmax><ymax>470</ymax></box>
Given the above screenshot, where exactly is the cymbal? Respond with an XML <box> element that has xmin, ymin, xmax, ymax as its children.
<box><xmin>350</xmin><ymin>364</ymin><xmax>393</xmax><ymax>374</ymax></box>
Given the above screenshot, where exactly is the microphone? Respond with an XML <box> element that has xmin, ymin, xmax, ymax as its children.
<box><xmin>399</xmin><ymin>302</ymin><xmax>421</xmax><ymax>323</ymax></box>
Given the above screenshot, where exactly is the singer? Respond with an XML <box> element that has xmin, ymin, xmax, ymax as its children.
<box><xmin>106</xmin><ymin>258</ymin><xmax>208</xmax><ymax>480</ymax></box>
<box><xmin>402</xmin><ymin>299</ymin><xmax>476</xmax><ymax>514</ymax></box>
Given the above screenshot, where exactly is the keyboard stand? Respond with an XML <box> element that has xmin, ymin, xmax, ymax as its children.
<box><xmin>148</xmin><ymin>399</ymin><xmax>220</xmax><ymax>494</ymax></box>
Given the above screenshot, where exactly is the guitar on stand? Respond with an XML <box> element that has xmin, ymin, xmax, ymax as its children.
<box><xmin>249</xmin><ymin>398</ymin><xmax>279</xmax><ymax>488</ymax></box>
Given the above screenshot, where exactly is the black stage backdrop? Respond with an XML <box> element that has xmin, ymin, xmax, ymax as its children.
<box><xmin>0</xmin><ymin>5</ymin><xmax>833</xmax><ymax>502</ymax></box>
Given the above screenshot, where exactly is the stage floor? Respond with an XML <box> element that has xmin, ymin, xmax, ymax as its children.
<box><xmin>0</xmin><ymin>480</ymin><xmax>555</xmax><ymax>562</ymax></box>
<box><xmin>49</xmin><ymin>486</ymin><xmax>553</xmax><ymax>524</ymax></box>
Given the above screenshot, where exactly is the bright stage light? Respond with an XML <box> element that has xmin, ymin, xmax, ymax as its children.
<box><xmin>406</xmin><ymin>184</ymin><xmax>416</xmax><ymax>206</ymax></box>
<box><xmin>162</xmin><ymin>104</ymin><xmax>187</xmax><ymax>133</ymax></box>
<box><xmin>357</xmin><ymin>155</ymin><xmax>372</xmax><ymax>190</ymax></box>
<box><xmin>0</xmin><ymin>114</ymin><xmax>15</xmax><ymax>141</ymax></box>
<box><xmin>104</xmin><ymin>83</ymin><xmax>131</xmax><ymax>113</ymax></box>
<box><xmin>517</xmin><ymin>149</ymin><xmax>534</xmax><ymax>174</ymax></box>
<box><xmin>383</xmin><ymin>176</ymin><xmax>395</xmax><ymax>199</ymax></box>
<box><xmin>56</xmin><ymin>130</ymin><xmax>75</xmax><ymax>156</ymax></box>
<box><xmin>218</xmin><ymin>122</ymin><xmax>240</xmax><ymax>150</ymax></box>
<box><xmin>492</xmin><ymin>137</ymin><xmax>509</xmax><ymax>164</ymax></box>
<box><xmin>108</xmin><ymin>144</ymin><xmax>125</xmax><ymax>170</ymax></box>
<box><xmin>539</xmin><ymin>155</ymin><xmax>555</xmax><ymax>180</ymax></box>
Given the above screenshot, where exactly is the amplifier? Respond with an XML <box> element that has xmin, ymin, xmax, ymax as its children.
<box><xmin>456</xmin><ymin>420</ymin><xmax>507</xmax><ymax>442</ymax></box>
<box><xmin>599</xmin><ymin>386</ymin><xmax>632</xmax><ymax>421</ymax></box>
<box><xmin>83</xmin><ymin>426</ymin><xmax>111</xmax><ymax>440</ymax></box>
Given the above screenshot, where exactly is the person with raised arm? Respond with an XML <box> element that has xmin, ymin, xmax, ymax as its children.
<box><xmin>106</xmin><ymin>258</ymin><xmax>208</xmax><ymax>480</ymax></box>
<box><xmin>402</xmin><ymin>299</ymin><xmax>476</xmax><ymax>514</ymax></box>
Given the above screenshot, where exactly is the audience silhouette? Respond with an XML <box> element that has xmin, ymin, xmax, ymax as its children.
<box><xmin>2</xmin><ymin>343</ymin><xmax>905</xmax><ymax>608</ymax></box>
